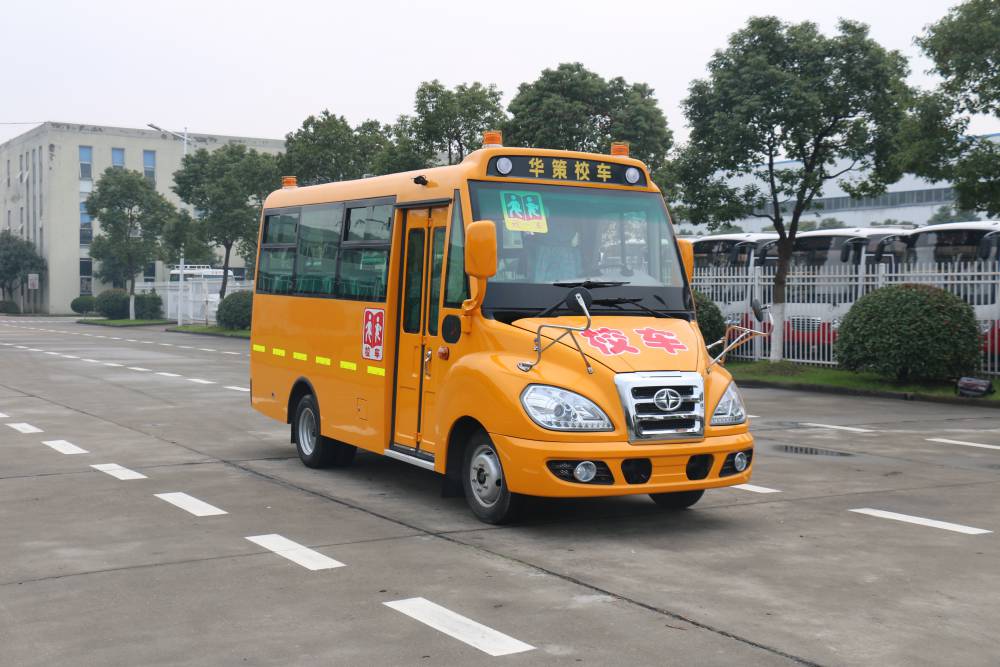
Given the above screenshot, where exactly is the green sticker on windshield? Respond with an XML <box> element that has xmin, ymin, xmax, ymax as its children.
<box><xmin>501</xmin><ymin>191</ymin><xmax>548</xmax><ymax>233</ymax></box>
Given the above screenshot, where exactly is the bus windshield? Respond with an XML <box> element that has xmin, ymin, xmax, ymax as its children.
<box><xmin>907</xmin><ymin>229</ymin><xmax>990</xmax><ymax>264</ymax></box>
<box><xmin>469</xmin><ymin>181</ymin><xmax>689</xmax><ymax>315</ymax></box>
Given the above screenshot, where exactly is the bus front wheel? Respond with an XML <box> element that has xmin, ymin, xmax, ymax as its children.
<box><xmin>293</xmin><ymin>394</ymin><xmax>356</xmax><ymax>468</ymax></box>
<box><xmin>649</xmin><ymin>489</ymin><xmax>704</xmax><ymax>510</ymax></box>
<box><xmin>462</xmin><ymin>431</ymin><xmax>523</xmax><ymax>524</ymax></box>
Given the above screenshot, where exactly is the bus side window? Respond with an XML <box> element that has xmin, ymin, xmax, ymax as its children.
<box><xmin>257</xmin><ymin>211</ymin><xmax>299</xmax><ymax>295</ymax></box>
<box><xmin>443</xmin><ymin>193</ymin><xmax>469</xmax><ymax>308</ymax></box>
<box><xmin>295</xmin><ymin>204</ymin><xmax>344</xmax><ymax>296</ymax></box>
<box><xmin>337</xmin><ymin>203</ymin><xmax>393</xmax><ymax>301</ymax></box>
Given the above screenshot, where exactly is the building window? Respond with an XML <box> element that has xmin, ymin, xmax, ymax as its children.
<box><xmin>143</xmin><ymin>262</ymin><xmax>156</xmax><ymax>283</ymax></box>
<box><xmin>112</xmin><ymin>148</ymin><xmax>125</xmax><ymax>168</ymax></box>
<box><xmin>143</xmin><ymin>150</ymin><xmax>156</xmax><ymax>185</ymax></box>
<box><xmin>80</xmin><ymin>259</ymin><xmax>93</xmax><ymax>295</ymax></box>
<box><xmin>80</xmin><ymin>202</ymin><xmax>93</xmax><ymax>244</ymax></box>
<box><xmin>79</xmin><ymin>146</ymin><xmax>93</xmax><ymax>180</ymax></box>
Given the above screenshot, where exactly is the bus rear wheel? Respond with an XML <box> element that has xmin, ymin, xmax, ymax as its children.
<box><xmin>294</xmin><ymin>394</ymin><xmax>356</xmax><ymax>468</ymax></box>
<box><xmin>649</xmin><ymin>489</ymin><xmax>704</xmax><ymax>510</ymax></box>
<box><xmin>462</xmin><ymin>431</ymin><xmax>523</xmax><ymax>524</ymax></box>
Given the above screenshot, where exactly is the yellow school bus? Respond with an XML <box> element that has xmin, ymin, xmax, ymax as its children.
<box><xmin>250</xmin><ymin>133</ymin><xmax>763</xmax><ymax>523</ymax></box>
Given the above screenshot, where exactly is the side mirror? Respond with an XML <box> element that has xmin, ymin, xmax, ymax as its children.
<box><xmin>727</xmin><ymin>244</ymin><xmax>741</xmax><ymax>264</ymax></box>
<box><xmin>465</xmin><ymin>220</ymin><xmax>497</xmax><ymax>279</ymax></box>
<box><xmin>677</xmin><ymin>238</ymin><xmax>695</xmax><ymax>283</ymax></box>
<box><xmin>839</xmin><ymin>243</ymin><xmax>852</xmax><ymax>263</ymax></box>
<box><xmin>978</xmin><ymin>236</ymin><xmax>994</xmax><ymax>260</ymax></box>
<box><xmin>750</xmin><ymin>297</ymin><xmax>765</xmax><ymax>323</ymax></box>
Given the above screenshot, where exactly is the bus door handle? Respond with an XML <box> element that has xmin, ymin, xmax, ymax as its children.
<box><xmin>423</xmin><ymin>349</ymin><xmax>433</xmax><ymax>377</ymax></box>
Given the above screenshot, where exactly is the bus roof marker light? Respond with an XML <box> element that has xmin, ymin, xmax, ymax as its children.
<box><xmin>625</xmin><ymin>167</ymin><xmax>641</xmax><ymax>185</ymax></box>
<box><xmin>282</xmin><ymin>175</ymin><xmax>297</xmax><ymax>189</ymax></box>
<box><xmin>496</xmin><ymin>157</ymin><xmax>513</xmax><ymax>175</ymax></box>
<box><xmin>610</xmin><ymin>142</ymin><xmax>629</xmax><ymax>157</ymax></box>
<box><xmin>483</xmin><ymin>130</ymin><xmax>503</xmax><ymax>148</ymax></box>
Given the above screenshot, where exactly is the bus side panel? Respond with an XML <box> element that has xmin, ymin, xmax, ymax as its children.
<box><xmin>250</xmin><ymin>293</ymin><xmax>299</xmax><ymax>424</ymax></box>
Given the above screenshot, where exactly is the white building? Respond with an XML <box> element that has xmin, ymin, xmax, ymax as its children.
<box><xmin>0</xmin><ymin>122</ymin><xmax>284</xmax><ymax>314</ymax></box>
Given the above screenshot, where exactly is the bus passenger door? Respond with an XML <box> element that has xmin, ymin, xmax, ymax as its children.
<box><xmin>392</xmin><ymin>207</ymin><xmax>449</xmax><ymax>461</ymax></box>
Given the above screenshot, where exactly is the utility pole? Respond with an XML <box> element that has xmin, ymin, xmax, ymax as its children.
<box><xmin>148</xmin><ymin>123</ymin><xmax>190</xmax><ymax>326</ymax></box>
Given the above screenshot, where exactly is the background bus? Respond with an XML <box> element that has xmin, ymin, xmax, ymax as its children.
<box><xmin>693</xmin><ymin>232</ymin><xmax>778</xmax><ymax>269</ymax></box>
<box><xmin>169</xmin><ymin>265</ymin><xmax>238</xmax><ymax>282</ymax></box>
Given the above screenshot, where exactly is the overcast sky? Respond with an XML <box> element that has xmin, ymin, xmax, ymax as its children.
<box><xmin>3</xmin><ymin>0</ymin><xmax>996</xmax><ymax>146</ymax></box>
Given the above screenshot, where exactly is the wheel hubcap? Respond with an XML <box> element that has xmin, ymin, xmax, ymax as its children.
<box><xmin>469</xmin><ymin>445</ymin><xmax>503</xmax><ymax>507</ymax></box>
<box><xmin>298</xmin><ymin>407</ymin><xmax>316</xmax><ymax>456</ymax></box>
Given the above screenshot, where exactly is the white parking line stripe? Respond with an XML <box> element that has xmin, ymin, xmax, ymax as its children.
<box><xmin>245</xmin><ymin>534</ymin><xmax>346</xmax><ymax>570</ymax></box>
<box><xmin>125</xmin><ymin>339</ymin><xmax>138</xmax><ymax>342</ymax></box>
<box><xmin>154</xmin><ymin>492</ymin><xmax>227</xmax><ymax>517</ymax></box>
<box><xmin>109</xmin><ymin>337</ymin><xmax>122</xmax><ymax>340</ymax></box>
<box><xmin>104</xmin><ymin>362</ymin><xmax>123</xmax><ymax>367</ymax></box>
<box><xmin>188</xmin><ymin>378</ymin><xmax>215</xmax><ymax>384</ymax></box>
<box><xmin>44</xmin><ymin>351</ymin><xmax>59</xmax><ymax>355</ymax></box>
<box><xmin>159</xmin><ymin>343</ymin><xmax>173</xmax><ymax>346</ymax></box>
<box><xmin>849</xmin><ymin>508</ymin><xmax>991</xmax><ymax>535</ymax></box>
<box><xmin>927</xmin><ymin>437</ymin><xmax>1000</xmax><ymax>451</ymax></box>
<box><xmin>6</xmin><ymin>423</ymin><xmax>42</xmax><ymax>434</ymax></box>
<box><xmin>178</xmin><ymin>345</ymin><xmax>193</xmax><ymax>349</ymax></box>
<box><xmin>221</xmin><ymin>351</ymin><xmax>241</xmax><ymax>355</ymax></box>
<box><xmin>748</xmin><ymin>414</ymin><xmax>760</xmax><ymax>418</ymax></box>
<box><xmin>384</xmin><ymin>597</ymin><xmax>534</xmax><ymax>656</ymax></box>
<box><xmin>225</xmin><ymin>386</ymin><xmax>250</xmax><ymax>392</ymax></box>
<box><xmin>27</xmin><ymin>348</ymin><xmax>42</xmax><ymax>352</ymax></box>
<box><xmin>732</xmin><ymin>483</ymin><xmax>781</xmax><ymax>494</ymax></box>
<box><xmin>802</xmin><ymin>422</ymin><xmax>874</xmax><ymax>433</ymax></box>
<box><xmin>92</xmin><ymin>463</ymin><xmax>146</xmax><ymax>480</ymax></box>
<box><xmin>141</xmin><ymin>341</ymin><xmax>154</xmax><ymax>344</ymax></box>
<box><xmin>198</xmin><ymin>348</ymin><xmax>216</xmax><ymax>352</ymax></box>
<box><xmin>61</xmin><ymin>354</ymin><xmax>79</xmax><ymax>359</ymax></box>
<box><xmin>156</xmin><ymin>372</ymin><xmax>181</xmax><ymax>377</ymax></box>
<box><xmin>81</xmin><ymin>358</ymin><xmax>100</xmax><ymax>363</ymax></box>
<box><xmin>14</xmin><ymin>345</ymin><xmax>26</xmax><ymax>349</ymax></box>
<box><xmin>42</xmin><ymin>439</ymin><xmax>89</xmax><ymax>455</ymax></box>
<box><xmin>126</xmin><ymin>367</ymin><xmax>151</xmax><ymax>372</ymax></box>
<box><xmin>0</xmin><ymin>412</ymin><xmax>8</xmax><ymax>418</ymax></box>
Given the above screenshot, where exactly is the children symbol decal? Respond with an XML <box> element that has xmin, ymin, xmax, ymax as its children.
<box><xmin>362</xmin><ymin>308</ymin><xmax>385</xmax><ymax>361</ymax></box>
<box><xmin>581</xmin><ymin>327</ymin><xmax>640</xmax><ymax>356</ymax></box>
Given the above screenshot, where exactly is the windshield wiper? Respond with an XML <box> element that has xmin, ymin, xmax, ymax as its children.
<box><xmin>591</xmin><ymin>297</ymin><xmax>669</xmax><ymax>318</ymax></box>
<box><xmin>552</xmin><ymin>280</ymin><xmax>630</xmax><ymax>289</ymax></box>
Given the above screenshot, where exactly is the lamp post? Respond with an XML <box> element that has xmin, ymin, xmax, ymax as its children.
<box><xmin>148</xmin><ymin>123</ymin><xmax>191</xmax><ymax>326</ymax></box>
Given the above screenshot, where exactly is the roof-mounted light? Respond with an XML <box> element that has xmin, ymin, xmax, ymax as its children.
<box><xmin>610</xmin><ymin>142</ymin><xmax>630</xmax><ymax>157</ymax></box>
<box><xmin>281</xmin><ymin>175</ymin><xmax>298</xmax><ymax>189</ymax></box>
<box><xmin>483</xmin><ymin>130</ymin><xmax>503</xmax><ymax>148</ymax></box>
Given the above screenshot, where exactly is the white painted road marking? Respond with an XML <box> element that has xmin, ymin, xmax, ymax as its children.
<box><xmin>154</xmin><ymin>492</ymin><xmax>227</xmax><ymax>517</ymax></box>
<box><xmin>188</xmin><ymin>378</ymin><xmax>215</xmax><ymax>384</ymax></box>
<box><xmin>802</xmin><ymin>422</ymin><xmax>874</xmax><ymax>433</ymax></box>
<box><xmin>82</xmin><ymin>358</ymin><xmax>100</xmax><ymax>363</ymax></box>
<box><xmin>104</xmin><ymin>362</ymin><xmax>123</xmax><ymax>367</ymax></box>
<box><xmin>221</xmin><ymin>351</ymin><xmax>241</xmax><ymax>355</ymax></box>
<box><xmin>6</xmin><ymin>423</ymin><xmax>42</xmax><ymax>434</ymax></box>
<box><xmin>927</xmin><ymin>437</ymin><xmax>1000</xmax><ymax>451</ymax></box>
<box><xmin>156</xmin><ymin>372</ymin><xmax>181</xmax><ymax>377</ymax></box>
<box><xmin>748</xmin><ymin>414</ymin><xmax>760</xmax><ymax>418</ymax></box>
<box><xmin>198</xmin><ymin>348</ymin><xmax>216</xmax><ymax>352</ymax></box>
<box><xmin>92</xmin><ymin>463</ymin><xmax>147</xmax><ymax>480</ymax></box>
<box><xmin>42</xmin><ymin>439</ymin><xmax>89</xmax><ymax>455</ymax></box>
<box><xmin>849</xmin><ymin>508</ymin><xmax>991</xmax><ymax>535</ymax></box>
<box><xmin>225</xmin><ymin>386</ymin><xmax>250</xmax><ymax>392</ymax></box>
<box><xmin>732</xmin><ymin>483</ymin><xmax>781</xmax><ymax>494</ymax></box>
<box><xmin>245</xmin><ymin>534</ymin><xmax>346</xmax><ymax>570</ymax></box>
<box><xmin>126</xmin><ymin>367</ymin><xmax>151</xmax><ymax>372</ymax></box>
<box><xmin>0</xmin><ymin>412</ymin><xmax>7</xmax><ymax>418</ymax></box>
<box><xmin>384</xmin><ymin>597</ymin><xmax>534</xmax><ymax>656</ymax></box>
<box><xmin>61</xmin><ymin>354</ymin><xmax>79</xmax><ymax>359</ymax></box>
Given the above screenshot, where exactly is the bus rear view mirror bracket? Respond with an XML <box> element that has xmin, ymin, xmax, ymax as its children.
<box><xmin>706</xmin><ymin>297</ymin><xmax>772</xmax><ymax>372</ymax></box>
<box><xmin>461</xmin><ymin>220</ymin><xmax>498</xmax><ymax>325</ymax></box>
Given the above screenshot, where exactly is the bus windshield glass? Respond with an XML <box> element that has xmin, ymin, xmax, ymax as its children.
<box><xmin>907</xmin><ymin>229</ymin><xmax>989</xmax><ymax>264</ymax></box>
<box><xmin>469</xmin><ymin>181</ymin><xmax>689</xmax><ymax>315</ymax></box>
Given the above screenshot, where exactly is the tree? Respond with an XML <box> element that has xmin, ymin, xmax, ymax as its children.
<box><xmin>160</xmin><ymin>209</ymin><xmax>215</xmax><ymax>266</ymax></box>
<box><xmin>372</xmin><ymin>115</ymin><xmax>436</xmax><ymax>174</ymax></box>
<box><xmin>900</xmin><ymin>1</ymin><xmax>1000</xmax><ymax>217</ymax></box>
<box><xmin>174</xmin><ymin>144</ymin><xmax>280</xmax><ymax>298</ymax></box>
<box><xmin>716</xmin><ymin>223</ymin><xmax>745</xmax><ymax>233</ymax></box>
<box><xmin>282</xmin><ymin>111</ymin><xmax>388</xmax><ymax>185</ymax></box>
<box><xmin>87</xmin><ymin>168</ymin><xmax>174</xmax><ymax>318</ymax></box>
<box><xmin>414</xmin><ymin>80</ymin><xmax>506</xmax><ymax>165</ymax></box>
<box><xmin>0</xmin><ymin>230</ymin><xmax>46</xmax><ymax>303</ymax></box>
<box><xmin>506</xmin><ymin>63</ymin><xmax>673</xmax><ymax>174</ymax></box>
<box><xmin>671</xmin><ymin>17</ymin><xmax>910</xmax><ymax>360</ymax></box>
<box><xmin>926</xmin><ymin>205</ymin><xmax>980</xmax><ymax>225</ymax></box>
<box><xmin>870</xmin><ymin>218</ymin><xmax>914</xmax><ymax>227</ymax></box>
<box><xmin>819</xmin><ymin>217</ymin><xmax>847</xmax><ymax>229</ymax></box>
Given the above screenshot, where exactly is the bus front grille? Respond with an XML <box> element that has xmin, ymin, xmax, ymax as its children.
<box><xmin>614</xmin><ymin>372</ymin><xmax>705</xmax><ymax>442</ymax></box>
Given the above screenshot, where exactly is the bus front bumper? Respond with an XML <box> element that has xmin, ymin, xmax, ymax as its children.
<box><xmin>491</xmin><ymin>432</ymin><xmax>754</xmax><ymax>498</ymax></box>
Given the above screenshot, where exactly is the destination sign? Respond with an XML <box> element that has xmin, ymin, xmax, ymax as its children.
<box><xmin>486</xmin><ymin>155</ymin><xmax>647</xmax><ymax>187</ymax></box>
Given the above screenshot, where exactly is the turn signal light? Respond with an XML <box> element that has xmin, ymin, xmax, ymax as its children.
<box><xmin>282</xmin><ymin>175</ymin><xmax>298</xmax><ymax>188</ymax></box>
<box><xmin>610</xmin><ymin>142</ymin><xmax>629</xmax><ymax>157</ymax></box>
<box><xmin>483</xmin><ymin>130</ymin><xmax>503</xmax><ymax>147</ymax></box>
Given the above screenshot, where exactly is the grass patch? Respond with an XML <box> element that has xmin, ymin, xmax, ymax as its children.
<box><xmin>78</xmin><ymin>318</ymin><xmax>172</xmax><ymax>327</ymax></box>
<box><xmin>727</xmin><ymin>361</ymin><xmax>999</xmax><ymax>402</ymax></box>
<box><xmin>166</xmin><ymin>325</ymin><xmax>251</xmax><ymax>339</ymax></box>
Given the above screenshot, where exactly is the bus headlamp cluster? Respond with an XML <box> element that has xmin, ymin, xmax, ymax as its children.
<box><xmin>711</xmin><ymin>382</ymin><xmax>747</xmax><ymax>426</ymax></box>
<box><xmin>520</xmin><ymin>385</ymin><xmax>613</xmax><ymax>432</ymax></box>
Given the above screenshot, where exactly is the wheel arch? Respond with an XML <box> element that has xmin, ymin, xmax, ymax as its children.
<box><xmin>287</xmin><ymin>376</ymin><xmax>318</xmax><ymax>442</ymax></box>
<box><xmin>441</xmin><ymin>416</ymin><xmax>486</xmax><ymax>495</ymax></box>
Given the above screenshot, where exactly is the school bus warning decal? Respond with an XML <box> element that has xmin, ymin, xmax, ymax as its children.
<box><xmin>362</xmin><ymin>308</ymin><xmax>384</xmax><ymax>361</ymax></box>
<box><xmin>501</xmin><ymin>191</ymin><xmax>548</xmax><ymax>233</ymax></box>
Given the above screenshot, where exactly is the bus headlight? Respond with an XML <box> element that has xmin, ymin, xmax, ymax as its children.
<box><xmin>520</xmin><ymin>385</ymin><xmax>613</xmax><ymax>431</ymax></box>
<box><xmin>711</xmin><ymin>382</ymin><xmax>746</xmax><ymax>426</ymax></box>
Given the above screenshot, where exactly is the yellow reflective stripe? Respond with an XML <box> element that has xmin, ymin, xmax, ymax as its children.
<box><xmin>252</xmin><ymin>344</ymin><xmax>265</xmax><ymax>353</ymax></box>
<box><xmin>292</xmin><ymin>352</ymin><xmax>308</xmax><ymax>361</ymax></box>
<box><xmin>367</xmin><ymin>365</ymin><xmax>385</xmax><ymax>377</ymax></box>
<box><xmin>272</xmin><ymin>348</ymin><xmax>286</xmax><ymax>357</ymax></box>
<box><xmin>340</xmin><ymin>360</ymin><xmax>357</xmax><ymax>371</ymax></box>
<box><xmin>315</xmin><ymin>356</ymin><xmax>331</xmax><ymax>366</ymax></box>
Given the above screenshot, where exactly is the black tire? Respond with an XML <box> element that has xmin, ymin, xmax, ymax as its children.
<box><xmin>649</xmin><ymin>489</ymin><xmax>704</xmax><ymax>510</ymax></box>
<box><xmin>293</xmin><ymin>394</ymin><xmax>356</xmax><ymax>468</ymax></box>
<box><xmin>462</xmin><ymin>430</ymin><xmax>523</xmax><ymax>524</ymax></box>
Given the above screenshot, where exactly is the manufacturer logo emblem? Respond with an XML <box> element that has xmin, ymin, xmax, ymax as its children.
<box><xmin>653</xmin><ymin>388</ymin><xmax>683</xmax><ymax>412</ymax></box>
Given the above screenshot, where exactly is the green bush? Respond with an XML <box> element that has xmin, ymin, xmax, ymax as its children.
<box><xmin>135</xmin><ymin>292</ymin><xmax>163</xmax><ymax>319</ymax></box>
<box><xmin>834</xmin><ymin>284</ymin><xmax>981</xmax><ymax>382</ymax></box>
<box><xmin>693</xmin><ymin>290</ymin><xmax>726</xmax><ymax>348</ymax></box>
<box><xmin>95</xmin><ymin>289</ymin><xmax>129</xmax><ymax>320</ymax></box>
<box><xmin>216</xmin><ymin>290</ymin><xmax>253</xmax><ymax>330</ymax></box>
<box><xmin>0</xmin><ymin>300</ymin><xmax>20</xmax><ymax>314</ymax></box>
<box><xmin>70</xmin><ymin>295</ymin><xmax>96</xmax><ymax>315</ymax></box>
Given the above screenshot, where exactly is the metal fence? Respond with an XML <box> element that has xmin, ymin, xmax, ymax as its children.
<box><xmin>692</xmin><ymin>263</ymin><xmax>1000</xmax><ymax>376</ymax></box>
<box><xmin>134</xmin><ymin>280</ymin><xmax>253</xmax><ymax>324</ymax></box>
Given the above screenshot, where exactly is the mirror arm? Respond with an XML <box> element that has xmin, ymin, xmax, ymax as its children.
<box><xmin>517</xmin><ymin>293</ymin><xmax>594</xmax><ymax>374</ymax></box>
<box><xmin>707</xmin><ymin>310</ymin><xmax>774</xmax><ymax>373</ymax></box>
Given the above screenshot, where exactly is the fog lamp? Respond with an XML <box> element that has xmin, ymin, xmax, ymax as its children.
<box><xmin>574</xmin><ymin>461</ymin><xmax>597</xmax><ymax>483</ymax></box>
<box><xmin>733</xmin><ymin>451</ymin><xmax>749</xmax><ymax>473</ymax></box>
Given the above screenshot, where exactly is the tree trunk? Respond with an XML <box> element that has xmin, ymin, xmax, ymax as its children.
<box><xmin>129</xmin><ymin>278</ymin><xmax>136</xmax><ymax>321</ymax></box>
<box><xmin>767</xmin><ymin>236</ymin><xmax>794</xmax><ymax>362</ymax></box>
<box><xmin>220</xmin><ymin>243</ymin><xmax>232</xmax><ymax>300</ymax></box>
